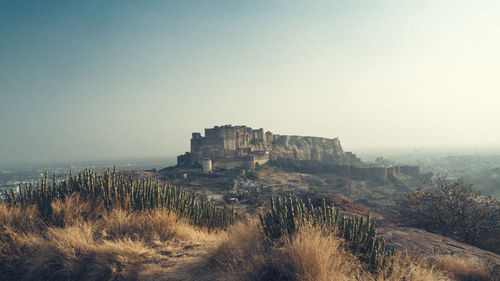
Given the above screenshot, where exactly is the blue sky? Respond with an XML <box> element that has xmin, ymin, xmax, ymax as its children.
<box><xmin>1</xmin><ymin>0</ymin><xmax>499</xmax><ymax>164</ymax></box>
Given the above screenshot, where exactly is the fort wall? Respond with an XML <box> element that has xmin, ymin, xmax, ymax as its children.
<box><xmin>351</xmin><ymin>167</ymin><xmax>388</xmax><ymax>180</ymax></box>
<box><xmin>399</xmin><ymin>165</ymin><xmax>420</xmax><ymax>175</ymax></box>
<box><xmin>270</xmin><ymin>159</ymin><xmax>427</xmax><ymax>181</ymax></box>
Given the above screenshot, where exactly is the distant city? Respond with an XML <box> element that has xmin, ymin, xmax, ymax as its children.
<box><xmin>0</xmin><ymin>157</ymin><xmax>176</xmax><ymax>195</ymax></box>
<box><xmin>2</xmin><ymin>147</ymin><xmax>499</xmax><ymax>199</ymax></box>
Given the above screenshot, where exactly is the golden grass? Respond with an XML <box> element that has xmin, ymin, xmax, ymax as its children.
<box><xmin>379</xmin><ymin>253</ymin><xmax>450</xmax><ymax>281</ymax></box>
<box><xmin>50</xmin><ymin>193</ymin><xmax>104</xmax><ymax>226</ymax></box>
<box><xmin>0</xmin><ymin>197</ymin><xmax>216</xmax><ymax>280</ymax></box>
<box><xmin>278</xmin><ymin>225</ymin><xmax>366</xmax><ymax>281</ymax></box>
<box><xmin>0</xmin><ymin>203</ymin><xmax>42</xmax><ymax>234</ymax></box>
<box><xmin>432</xmin><ymin>255</ymin><xmax>496</xmax><ymax>281</ymax></box>
<box><xmin>204</xmin><ymin>221</ymin><xmax>451</xmax><ymax>281</ymax></box>
<box><xmin>99</xmin><ymin>208</ymin><xmax>211</xmax><ymax>243</ymax></box>
<box><xmin>204</xmin><ymin>219</ymin><xmax>268</xmax><ymax>281</ymax></box>
<box><xmin>1</xmin><ymin>196</ymin><xmax>497</xmax><ymax>281</ymax></box>
<box><xmin>13</xmin><ymin>223</ymin><xmax>157</xmax><ymax>281</ymax></box>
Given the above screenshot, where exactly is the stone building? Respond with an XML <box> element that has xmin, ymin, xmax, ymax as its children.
<box><xmin>177</xmin><ymin>125</ymin><xmax>360</xmax><ymax>170</ymax></box>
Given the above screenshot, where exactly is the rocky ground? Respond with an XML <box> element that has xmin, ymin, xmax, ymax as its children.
<box><xmin>378</xmin><ymin>223</ymin><xmax>500</xmax><ymax>276</ymax></box>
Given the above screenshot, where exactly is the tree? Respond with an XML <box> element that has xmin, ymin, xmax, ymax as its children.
<box><xmin>395</xmin><ymin>178</ymin><xmax>500</xmax><ymax>253</ymax></box>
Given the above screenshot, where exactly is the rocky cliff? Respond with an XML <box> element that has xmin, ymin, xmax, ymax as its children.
<box><xmin>251</xmin><ymin>134</ymin><xmax>359</xmax><ymax>164</ymax></box>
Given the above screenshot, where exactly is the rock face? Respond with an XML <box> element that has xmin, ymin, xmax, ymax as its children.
<box><xmin>378</xmin><ymin>222</ymin><xmax>500</xmax><ymax>275</ymax></box>
<box><xmin>178</xmin><ymin>125</ymin><xmax>359</xmax><ymax>169</ymax></box>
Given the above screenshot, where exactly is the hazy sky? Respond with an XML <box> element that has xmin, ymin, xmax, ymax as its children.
<box><xmin>1</xmin><ymin>0</ymin><xmax>499</xmax><ymax>165</ymax></box>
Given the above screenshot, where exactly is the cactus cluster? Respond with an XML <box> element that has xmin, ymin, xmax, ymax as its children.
<box><xmin>260</xmin><ymin>195</ymin><xmax>393</xmax><ymax>270</ymax></box>
<box><xmin>4</xmin><ymin>169</ymin><xmax>235</xmax><ymax>229</ymax></box>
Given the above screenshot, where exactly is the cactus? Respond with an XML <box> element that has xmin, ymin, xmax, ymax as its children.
<box><xmin>4</xmin><ymin>169</ymin><xmax>235</xmax><ymax>230</ymax></box>
<box><xmin>260</xmin><ymin>195</ymin><xmax>393</xmax><ymax>270</ymax></box>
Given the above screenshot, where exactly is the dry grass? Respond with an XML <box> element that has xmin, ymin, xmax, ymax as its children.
<box><xmin>50</xmin><ymin>194</ymin><xmax>211</xmax><ymax>242</ymax></box>
<box><xmin>1</xmin><ymin>197</ymin><xmax>497</xmax><ymax>281</ymax></box>
<box><xmin>50</xmin><ymin>193</ymin><xmax>105</xmax><ymax>226</ymax></box>
<box><xmin>0</xmin><ymin>204</ymin><xmax>44</xmax><ymax>278</ymax></box>
<box><xmin>15</xmin><ymin>223</ymin><xmax>157</xmax><ymax>281</ymax></box>
<box><xmin>203</xmin><ymin>219</ymin><xmax>268</xmax><ymax>281</ymax></box>
<box><xmin>204</xmin><ymin>221</ymin><xmax>450</xmax><ymax>281</ymax></box>
<box><xmin>99</xmin><ymin>208</ymin><xmax>211</xmax><ymax>242</ymax></box>
<box><xmin>0</xmin><ymin>197</ymin><xmax>216</xmax><ymax>281</ymax></box>
<box><xmin>432</xmin><ymin>255</ymin><xmax>496</xmax><ymax>281</ymax></box>
<box><xmin>0</xmin><ymin>203</ymin><xmax>42</xmax><ymax>234</ymax></box>
<box><xmin>277</xmin><ymin>225</ymin><xmax>366</xmax><ymax>281</ymax></box>
<box><xmin>379</xmin><ymin>253</ymin><xmax>450</xmax><ymax>281</ymax></box>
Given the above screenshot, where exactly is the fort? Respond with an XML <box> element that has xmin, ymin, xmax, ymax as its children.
<box><xmin>177</xmin><ymin>125</ymin><xmax>430</xmax><ymax>181</ymax></box>
<box><xmin>177</xmin><ymin>125</ymin><xmax>360</xmax><ymax>170</ymax></box>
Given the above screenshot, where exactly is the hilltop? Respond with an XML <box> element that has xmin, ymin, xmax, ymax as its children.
<box><xmin>1</xmin><ymin>168</ymin><xmax>498</xmax><ymax>280</ymax></box>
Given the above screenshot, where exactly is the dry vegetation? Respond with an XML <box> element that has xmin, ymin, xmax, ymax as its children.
<box><xmin>1</xmin><ymin>171</ymin><xmax>497</xmax><ymax>280</ymax></box>
<box><xmin>432</xmin><ymin>255</ymin><xmax>496</xmax><ymax>281</ymax></box>
<box><xmin>0</xmin><ymin>195</ymin><xmax>215</xmax><ymax>281</ymax></box>
<box><xmin>204</xmin><ymin>220</ymin><xmax>451</xmax><ymax>281</ymax></box>
<box><xmin>395</xmin><ymin>178</ymin><xmax>500</xmax><ymax>253</ymax></box>
<box><xmin>1</xmin><ymin>195</ymin><xmax>498</xmax><ymax>281</ymax></box>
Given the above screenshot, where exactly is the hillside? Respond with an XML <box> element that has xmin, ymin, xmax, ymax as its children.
<box><xmin>1</xmin><ymin>168</ymin><xmax>498</xmax><ymax>281</ymax></box>
<box><xmin>156</xmin><ymin>164</ymin><xmax>423</xmax><ymax>215</ymax></box>
<box><xmin>1</xmin><ymin>197</ymin><xmax>498</xmax><ymax>281</ymax></box>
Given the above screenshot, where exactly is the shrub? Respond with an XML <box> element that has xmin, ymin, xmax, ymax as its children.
<box><xmin>395</xmin><ymin>178</ymin><xmax>500</xmax><ymax>253</ymax></box>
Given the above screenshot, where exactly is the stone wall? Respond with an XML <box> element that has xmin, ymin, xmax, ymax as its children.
<box><xmin>399</xmin><ymin>165</ymin><xmax>420</xmax><ymax>175</ymax></box>
<box><xmin>213</xmin><ymin>158</ymin><xmax>252</xmax><ymax>170</ymax></box>
<box><xmin>270</xmin><ymin>159</ymin><xmax>427</xmax><ymax>181</ymax></box>
<box><xmin>350</xmin><ymin>167</ymin><xmax>388</xmax><ymax>180</ymax></box>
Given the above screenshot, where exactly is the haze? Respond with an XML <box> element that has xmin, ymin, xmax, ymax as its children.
<box><xmin>1</xmin><ymin>0</ymin><xmax>499</xmax><ymax>165</ymax></box>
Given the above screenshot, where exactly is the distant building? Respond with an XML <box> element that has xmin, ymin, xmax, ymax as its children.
<box><xmin>177</xmin><ymin>125</ymin><xmax>359</xmax><ymax>170</ymax></box>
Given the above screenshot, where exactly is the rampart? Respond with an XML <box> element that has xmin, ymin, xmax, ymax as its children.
<box><xmin>270</xmin><ymin>159</ymin><xmax>430</xmax><ymax>181</ymax></box>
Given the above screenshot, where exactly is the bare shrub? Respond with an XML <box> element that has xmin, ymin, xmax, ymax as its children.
<box><xmin>395</xmin><ymin>178</ymin><xmax>500</xmax><ymax>253</ymax></box>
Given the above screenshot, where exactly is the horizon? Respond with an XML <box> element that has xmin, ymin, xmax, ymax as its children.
<box><xmin>2</xmin><ymin>1</ymin><xmax>500</xmax><ymax>165</ymax></box>
<box><xmin>2</xmin><ymin>140</ymin><xmax>499</xmax><ymax>168</ymax></box>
